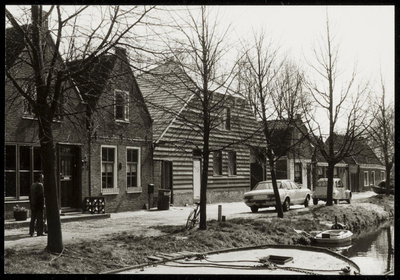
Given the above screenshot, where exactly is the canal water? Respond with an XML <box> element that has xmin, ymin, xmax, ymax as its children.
<box><xmin>317</xmin><ymin>222</ymin><xmax>394</xmax><ymax>275</ymax></box>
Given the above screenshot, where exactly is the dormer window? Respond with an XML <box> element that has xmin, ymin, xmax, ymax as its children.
<box><xmin>115</xmin><ymin>89</ymin><xmax>129</xmax><ymax>122</ymax></box>
<box><xmin>222</xmin><ymin>107</ymin><xmax>231</xmax><ymax>130</ymax></box>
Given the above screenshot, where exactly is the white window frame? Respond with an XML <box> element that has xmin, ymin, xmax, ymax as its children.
<box><xmin>126</xmin><ymin>147</ymin><xmax>142</xmax><ymax>193</ymax></box>
<box><xmin>114</xmin><ymin>89</ymin><xmax>129</xmax><ymax>122</ymax></box>
<box><xmin>381</xmin><ymin>171</ymin><xmax>385</xmax><ymax>181</ymax></box>
<box><xmin>101</xmin><ymin>145</ymin><xmax>118</xmax><ymax>195</ymax></box>
<box><xmin>371</xmin><ymin>171</ymin><xmax>375</xmax><ymax>186</ymax></box>
<box><xmin>364</xmin><ymin>171</ymin><xmax>369</xmax><ymax>186</ymax></box>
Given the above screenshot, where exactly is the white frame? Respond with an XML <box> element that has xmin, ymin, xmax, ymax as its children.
<box><xmin>126</xmin><ymin>147</ymin><xmax>142</xmax><ymax>193</ymax></box>
<box><xmin>381</xmin><ymin>171</ymin><xmax>385</xmax><ymax>181</ymax></box>
<box><xmin>114</xmin><ymin>89</ymin><xmax>129</xmax><ymax>122</ymax></box>
<box><xmin>364</xmin><ymin>171</ymin><xmax>369</xmax><ymax>186</ymax></box>
<box><xmin>101</xmin><ymin>145</ymin><xmax>118</xmax><ymax>195</ymax></box>
<box><xmin>371</xmin><ymin>171</ymin><xmax>375</xmax><ymax>186</ymax></box>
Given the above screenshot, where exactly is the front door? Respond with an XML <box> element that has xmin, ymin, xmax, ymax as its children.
<box><xmin>193</xmin><ymin>159</ymin><xmax>201</xmax><ymax>202</ymax></box>
<box><xmin>58</xmin><ymin>145</ymin><xmax>80</xmax><ymax>209</ymax></box>
<box><xmin>60</xmin><ymin>156</ymin><xmax>74</xmax><ymax>207</ymax></box>
<box><xmin>161</xmin><ymin>161</ymin><xmax>173</xmax><ymax>204</ymax></box>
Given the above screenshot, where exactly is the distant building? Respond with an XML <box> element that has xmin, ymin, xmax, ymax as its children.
<box><xmin>264</xmin><ymin>115</ymin><xmax>314</xmax><ymax>190</ymax></box>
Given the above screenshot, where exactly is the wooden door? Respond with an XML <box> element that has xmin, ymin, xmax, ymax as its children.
<box><xmin>161</xmin><ymin>161</ymin><xmax>173</xmax><ymax>204</ymax></box>
<box><xmin>60</xmin><ymin>155</ymin><xmax>74</xmax><ymax>208</ymax></box>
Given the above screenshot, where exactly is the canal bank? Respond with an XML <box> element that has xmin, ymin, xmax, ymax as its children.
<box><xmin>4</xmin><ymin>193</ymin><xmax>394</xmax><ymax>274</ymax></box>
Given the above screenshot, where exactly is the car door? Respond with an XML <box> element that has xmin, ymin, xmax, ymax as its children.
<box><xmin>285</xmin><ymin>181</ymin><xmax>295</xmax><ymax>204</ymax></box>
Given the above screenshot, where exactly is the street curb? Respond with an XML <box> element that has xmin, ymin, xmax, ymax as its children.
<box><xmin>4</xmin><ymin>213</ymin><xmax>111</xmax><ymax>230</ymax></box>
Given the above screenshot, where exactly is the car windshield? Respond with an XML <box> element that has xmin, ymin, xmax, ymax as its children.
<box><xmin>254</xmin><ymin>182</ymin><xmax>276</xmax><ymax>190</ymax></box>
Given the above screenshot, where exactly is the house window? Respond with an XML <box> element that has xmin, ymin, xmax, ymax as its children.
<box><xmin>381</xmin><ymin>171</ymin><xmax>385</xmax><ymax>181</ymax></box>
<box><xmin>371</xmin><ymin>171</ymin><xmax>375</xmax><ymax>186</ymax></box>
<box><xmin>127</xmin><ymin>147</ymin><xmax>141</xmax><ymax>193</ymax></box>
<box><xmin>294</xmin><ymin>163</ymin><xmax>302</xmax><ymax>184</ymax></box>
<box><xmin>101</xmin><ymin>146</ymin><xmax>118</xmax><ymax>194</ymax></box>
<box><xmin>213</xmin><ymin>151</ymin><xmax>222</xmax><ymax>176</ymax></box>
<box><xmin>364</xmin><ymin>171</ymin><xmax>369</xmax><ymax>186</ymax></box>
<box><xmin>223</xmin><ymin>108</ymin><xmax>231</xmax><ymax>130</ymax></box>
<box><xmin>228</xmin><ymin>151</ymin><xmax>237</xmax><ymax>176</ymax></box>
<box><xmin>115</xmin><ymin>89</ymin><xmax>129</xmax><ymax>121</ymax></box>
<box><xmin>22</xmin><ymin>84</ymin><xmax>37</xmax><ymax>117</ymax></box>
<box><xmin>5</xmin><ymin>144</ymin><xmax>42</xmax><ymax>199</ymax></box>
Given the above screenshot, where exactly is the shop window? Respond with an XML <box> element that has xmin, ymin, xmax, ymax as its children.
<box><xmin>213</xmin><ymin>151</ymin><xmax>222</xmax><ymax>176</ymax></box>
<box><xmin>127</xmin><ymin>147</ymin><xmax>141</xmax><ymax>193</ymax></box>
<box><xmin>101</xmin><ymin>146</ymin><xmax>118</xmax><ymax>194</ymax></box>
<box><xmin>228</xmin><ymin>151</ymin><xmax>237</xmax><ymax>176</ymax></box>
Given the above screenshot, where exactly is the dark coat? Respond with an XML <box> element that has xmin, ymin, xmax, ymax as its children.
<box><xmin>30</xmin><ymin>182</ymin><xmax>44</xmax><ymax>211</ymax></box>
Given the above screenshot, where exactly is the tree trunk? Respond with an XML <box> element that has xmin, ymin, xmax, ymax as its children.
<box><xmin>199</xmin><ymin>136</ymin><xmax>210</xmax><ymax>230</ymax></box>
<box><xmin>39</xmin><ymin>118</ymin><xmax>63</xmax><ymax>253</ymax></box>
<box><xmin>385</xmin><ymin>163</ymin><xmax>392</xmax><ymax>196</ymax></box>
<box><xmin>326</xmin><ymin>162</ymin><xmax>334</xmax><ymax>206</ymax></box>
<box><xmin>268</xmin><ymin>155</ymin><xmax>284</xmax><ymax>218</ymax></box>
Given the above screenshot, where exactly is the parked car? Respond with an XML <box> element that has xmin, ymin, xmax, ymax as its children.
<box><xmin>371</xmin><ymin>180</ymin><xmax>395</xmax><ymax>195</ymax></box>
<box><xmin>243</xmin><ymin>179</ymin><xmax>312</xmax><ymax>213</ymax></box>
<box><xmin>312</xmin><ymin>178</ymin><xmax>351</xmax><ymax>205</ymax></box>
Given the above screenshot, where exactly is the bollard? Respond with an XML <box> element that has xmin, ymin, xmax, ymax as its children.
<box><xmin>218</xmin><ymin>205</ymin><xmax>222</xmax><ymax>222</ymax></box>
<box><xmin>222</xmin><ymin>216</ymin><xmax>226</xmax><ymax>222</ymax></box>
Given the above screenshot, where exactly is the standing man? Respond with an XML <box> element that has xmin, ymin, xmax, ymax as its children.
<box><xmin>29</xmin><ymin>173</ymin><xmax>46</xmax><ymax>236</ymax></box>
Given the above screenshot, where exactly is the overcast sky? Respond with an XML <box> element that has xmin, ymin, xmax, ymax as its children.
<box><xmin>223</xmin><ymin>5</ymin><xmax>394</xmax><ymax>98</ymax></box>
<box><xmin>6</xmin><ymin>5</ymin><xmax>394</xmax><ymax>134</ymax></box>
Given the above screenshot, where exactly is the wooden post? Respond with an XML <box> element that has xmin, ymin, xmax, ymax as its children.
<box><xmin>218</xmin><ymin>205</ymin><xmax>222</xmax><ymax>222</ymax></box>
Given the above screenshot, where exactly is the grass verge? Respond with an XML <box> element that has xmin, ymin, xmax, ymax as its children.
<box><xmin>4</xmin><ymin>194</ymin><xmax>394</xmax><ymax>274</ymax></box>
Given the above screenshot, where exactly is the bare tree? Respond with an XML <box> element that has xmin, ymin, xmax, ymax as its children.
<box><xmin>138</xmin><ymin>6</ymin><xmax>245</xmax><ymax>230</ymax></box>
<box><xmin>301</xmin><ymin>12</ymin><xmax>371</xmax><ymax>206</ymax></box>
<box><xmin>367</xmin><ymin>75</ymin><xmax>394</xmax><ymax>195</ymax></box>
<box><xmin>240</xmin><ymin>31</ymin><xmax>309</xmax><ymax>218</ymax></box>
<box><xmin>5</xmin><ymin>5</ymin><xmax>154</xmax><ymax>253</ymax></box>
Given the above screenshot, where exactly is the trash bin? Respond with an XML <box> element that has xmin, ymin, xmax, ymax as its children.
<box><xmin>157</xmin><ymin>189</ymin><xmax>171</xmax><ymax>210</ymax></box>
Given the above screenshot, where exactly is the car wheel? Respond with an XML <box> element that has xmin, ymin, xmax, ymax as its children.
<box><xmin>282</xmin><ymin>199</ymin><xmax>290</xmax><ymax>212</ymax></box>
<box><xmin>250</xmin><ymin>206</ymin><xmax>259</xmax><ymax>213</ymax></box>
<box><xmin>334</xmin><ymin>199</ymin><xmax>338</xmax><ymax>204</ymax></box>
<box><xmin>313</xmin><ymin>198</ymin><xmax>318</xmax><ymax>205</ymax></box>
<box><xmin>304</xmin><ymin>196</ymin><xmax>310</xmax><ymax>207</ymax></box>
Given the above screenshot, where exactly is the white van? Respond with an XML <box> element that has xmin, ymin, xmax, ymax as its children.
<box><xmin>312</xmin><ymin>178</ymin><xmax>351</xmax><ymax>205</ymax></box>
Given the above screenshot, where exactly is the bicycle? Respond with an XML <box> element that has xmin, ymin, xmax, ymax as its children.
<box><xmin>186</xmin><ymin>202</ymin><xmax>200</xmax><ymax>229</ymax></box>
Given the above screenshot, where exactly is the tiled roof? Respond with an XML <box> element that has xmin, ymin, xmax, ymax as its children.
<box><xmin>67</xmin><ymin>55</ymin><xmax>117</xmax><ymax>107</ymax></box>
<box><xmin>136</xmin><ymin>61</ymin><xmax>197</xmax><ymax>141</ymax></box>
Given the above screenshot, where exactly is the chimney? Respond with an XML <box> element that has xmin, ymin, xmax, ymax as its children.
<box><xmin>115</xmin><ymin>47</ymin><xmax>127</xmax><ymax>59</ymax></box>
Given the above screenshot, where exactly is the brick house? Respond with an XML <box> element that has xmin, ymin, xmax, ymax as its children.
<box><xmin>265</xmin><ymin>116</ymin><xmax>315</xmax><ymax>190</ymax></box>
<box><xmin>342</xmin><ymin>139</ymin><xmax>386</xmax><ymax>192</ymax></box>
<box><xmin>68</xmin><ymin>47</ymin><xmax>154</xmax><ymax>212</ymax></box>
<box><xmin>5</xmin><ymin>23</ymin><xmax>88</xmax><ymax>219</ymax></box>
<box><xmin>5</xmin><ymin>20</ymin><xmax>153</xmax><ymax>218</ymax></box>
<box><xmin>137</xmin><ymin>61</ymin><xmax>264</xmax><ymax>206</ymax></box>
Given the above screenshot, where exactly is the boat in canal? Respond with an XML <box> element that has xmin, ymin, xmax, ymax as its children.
<box><xmin>314</xmin><ymin>229</ymin><xmax>353</xmax><ymax>244</ymax></box>
<box><xmin>108</xmin><ymin>244</ymin><xmax>361</xmax><ymax>275</ymax></box>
